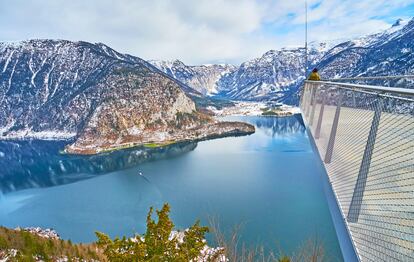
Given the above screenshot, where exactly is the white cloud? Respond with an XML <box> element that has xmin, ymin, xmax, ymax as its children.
<box><xmin>0</xmin><ymin>0</ymin><xmax>413</xmax><ymax>64</ymax></box>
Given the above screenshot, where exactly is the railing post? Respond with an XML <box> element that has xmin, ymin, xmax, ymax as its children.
<box><xmin>301</xmin><ymin>82</ymin><xmax>309</xmax><ymax>114</ymax></box>
<box><xmin>324</xmin><ymin>89</ymin><xmax>343</xmax><ymax>164</ymax></box>
<box><xmin>309</xmin><ymin>85</ymin><xmax>319</xmax><ymax>126</ymax></box>
<box><xmin>315</xmin><ymin>91</ymin><xmax>326</xmax><ymax>139</ymax></box>
<box><xmin>304</xmin><ymin>87</ymin><xmax>310</xmax><ymax>116</ymax></box>
<box><xmin>352</xmin><ymin>88</ymin><xmax>357</xmax><ymax>107</ymax></box>
<box><xmin>300</xmin><ymin>82</ymin><xmax>308</xmax><ymax>110</ymax></box>
<box><xmin>347</xmin><ymin>97</ymin><xmax>383</xmax><ymax>223</ymax></box>
<box><xmin>306</xmin><ymin>83</ymin><xmax>316</xmax><ymax>118</ymax></box>
<box><xmin>304</xmin><ymin>84</ymin><xmax>312</xmax><ymax>116</ymax></box>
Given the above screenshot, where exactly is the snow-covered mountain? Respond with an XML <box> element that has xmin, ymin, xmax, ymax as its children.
<box><xmin>0</xmin><ymin>40</ymin><xmax>189</xmax><ymax>139</ymax></box>
<box><xmin>215</xmin><ymin>40</ymin><xmax>343</xmax><ymax>102</ymax></box>
<box><xmin>149</xmin><ymin>60</ymin><xmax>236</xmax><ymax>95</ymax></box>
<box><xmin>150</xmin><ymin>42</ymin><xmax>336</xmax><ymax>101</ymax></box>
<box><xmin>152</xmin><ymin>18</ymin><xmax>414</xmax><ymax>103</ymax></box>
<box><xmin>0</xmin><ymin>40</ymin><xmax>253</xmax><ymax>153</ymax></box>
<box><xmin>217</xmin><ymin>47</ymin><xmax>314</xmax><ymax>101</ymax></box>
<box><xmin>317</xmin><ymin>18</ymin><xmax>414</xmax><ymax>79</ymax></box>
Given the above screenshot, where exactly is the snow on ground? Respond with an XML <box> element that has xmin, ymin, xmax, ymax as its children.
<box><xmin>0</xmin><ymin>130</ymin><xmax>76</xmax><ymax>140</ymax></box>
<box><xmin>15</xmin><ymin>227</ymin><xmax>60</xmax><ymax>240</ymax></box>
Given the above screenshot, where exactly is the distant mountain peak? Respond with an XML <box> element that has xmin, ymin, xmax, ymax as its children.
<box><xmin>149</xmin><ymin>59</ymin><xmax>236</xmax><ymax>95</ymax></box>
<box><xmin>151</xmin><ymin>17</ymin><xmax>414</xmax><ymax>103</ymax></box>
<box><xmin>392</xmin><ymin>18</ymin><xmax>404</xmax><ymax>27</ymax></box>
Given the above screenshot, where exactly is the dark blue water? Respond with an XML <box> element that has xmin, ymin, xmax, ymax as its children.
<box><xmin>0</xmin><ymin>115</ymin><xmax>342</xmax><ymax>260</ymax></box>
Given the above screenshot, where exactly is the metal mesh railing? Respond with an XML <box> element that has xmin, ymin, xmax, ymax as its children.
<box><xmin>300</xmin><ymin>80</ymin><xmax>414</xmax><ymax>262</ymax></box>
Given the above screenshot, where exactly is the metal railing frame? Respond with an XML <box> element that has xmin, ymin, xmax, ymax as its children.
<box><xmin>301</xmin><ymin>80</ymin><xmax>414</xmax><ymax>262</ymax></box>
<box><xmin>306</xmin><ymin>80</ymin><xmax>414</xmax><ymax>96</ymax></box>
<box><xmin>328</xmin><ymin>74</ymin><xmax>414</xmax><ymax>81</ymax></box>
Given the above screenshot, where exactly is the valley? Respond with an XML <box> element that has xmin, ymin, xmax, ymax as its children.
<box><xmin>0</xmin><ymin>18</ymin><xmax>412</xmax><ymax>155</ymax></box>
<box><xmin>0</xmin><ymin>4</ymin><xmax>413</xmax><ymax>259</ymax></box>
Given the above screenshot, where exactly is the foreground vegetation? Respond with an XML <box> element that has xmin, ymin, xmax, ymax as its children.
<box><xmin>0</xmin><ymin>203</ymin><xmax>329</xmax><ymax>261</ymax></box>
<box><xmin>0</xmin><ymin>227</ymin><xmax>104</xmax><ymax>261</ymax></box>
<box><xmin>96</xmin><ymin>204</ymin><xmax>212</xmax><ymax>261</ymax></box>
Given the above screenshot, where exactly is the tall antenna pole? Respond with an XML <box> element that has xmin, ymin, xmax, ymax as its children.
<box><xmin>305</xmin><ymin>0</ymin><xmax>308</xmax><ymax>79</ymax></box>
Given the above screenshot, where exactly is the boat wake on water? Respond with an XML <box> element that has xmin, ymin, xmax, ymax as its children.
<box><xmin>138</xmin><ymin>171</ymin><xmax>151</xmax><ymax>183</ymax></box>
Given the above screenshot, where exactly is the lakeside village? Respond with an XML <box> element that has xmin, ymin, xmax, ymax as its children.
<box><xmin>208</xmin><ymin>101</ymin><xmax>300</xmax><ymax>117</ymax></box>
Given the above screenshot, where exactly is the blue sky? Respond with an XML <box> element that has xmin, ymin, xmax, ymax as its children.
<box><xmin>1</xmin><ymin>0</ymin><xmax>413</xmax><ymax>64</ymax></box>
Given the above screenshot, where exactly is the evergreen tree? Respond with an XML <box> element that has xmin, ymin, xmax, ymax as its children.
<box><xmin>96</xmin><ymin>203</ymin><xmax>209</xmax><ymax>261</ymax></box>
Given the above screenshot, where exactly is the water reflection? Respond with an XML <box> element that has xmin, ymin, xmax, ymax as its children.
<box><xmin>253</xmin><ymin>114</ymin><xmax>306</xmax><ymax>137</ymax></box>
<box><xmin>0</xmin><ymin>115</ymin><xmax>306</xmax><ymax>194</ymax></box>
<box><xmin>0</xmin><ymin>115</ymin><xmax>342</xmax><ymax>259</ymax></box>
<box><xmin>0</xmin><ymin>140</ymin><xmax>197</xmax><ymax>194</ymax></box>
<box><xmin>223</xmin><ymin>114</ymin><xmax>306</xmax><ymax>137</ymax></box>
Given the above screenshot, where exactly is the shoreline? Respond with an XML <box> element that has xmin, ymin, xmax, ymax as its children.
<box><xmin>0</xmin><ymin>112</ymin><xmax>301</xmax><ymax>156</ymax></box>
<box><xmin>63</xmin><ymin>121</ymin><xmax>255</xmax><ymax>155</ymax></box>
<box><xmin>0</xmin><ymin>109</ymin><xmax>299</xmax><ymax>156</ymax></box>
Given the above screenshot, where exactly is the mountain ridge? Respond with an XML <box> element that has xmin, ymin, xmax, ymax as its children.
<box><xmin>0</xmin><ymin>39</ymin><xmax>254</xmax><ymax>154</ymax></box>
<box><xmin>150</xmin><ymin>18</ymin><xmax>414</xmax><ymax>103</ymax></box>
<box><xmin>149</xmin><ymin>59</ymin><xmax>236</xmax><ymax>95</ymax></box>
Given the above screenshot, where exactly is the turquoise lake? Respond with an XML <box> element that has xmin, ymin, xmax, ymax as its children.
<box><xmin>0</xmin><ymin>115</ymin><xmax>342</xmax><ymax>260</ymax></box>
